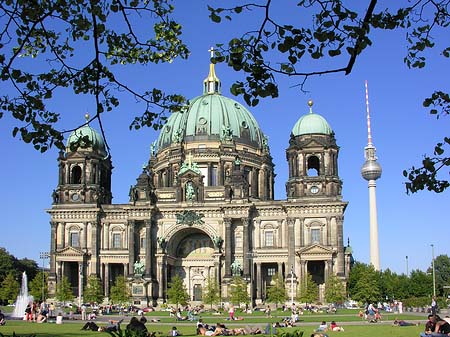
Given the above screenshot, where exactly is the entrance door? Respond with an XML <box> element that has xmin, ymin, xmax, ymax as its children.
<box><xmin>193</xmin><ymin>284</ymin><xmax>202</xmax><ymax>301</ymax></box>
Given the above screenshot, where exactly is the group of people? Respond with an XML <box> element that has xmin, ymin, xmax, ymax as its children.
<box><xmin>196</xmin><ymin>320</ymin><xmax>261</xmax><ymax>336</ymax></box>
<box><xmin>420</xmin><ymin>314</ymin><xmax>450</xmax><ymax>337</ymax></box>
<box><xmin>81</xmin><ymin>317</ymin><xmax>159</xmax><ymax>336</ymax></box>
<box><xmin>24</xmin><ymin>301</ymin><xmax>51</xmax><ymax>323</ymax></box>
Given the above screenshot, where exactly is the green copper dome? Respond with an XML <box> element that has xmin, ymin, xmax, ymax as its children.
<box><xmin>66</xmin><ymin>116</ymin><xmax>107</xmax><ymax>156</ymax></box>
<box><xmin>156</xmin><ymin>63</ymin><xmax>266</xmax><ymax>151</ymax></box>
<box><xmin>291</xmin><ymin>100</ymin><xmax>333</xmax><ymax>136</ymax></box>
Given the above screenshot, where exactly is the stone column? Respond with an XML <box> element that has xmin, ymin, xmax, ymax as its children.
<box><xmin>49</xmin><ymin>222</ymin><xmax>57</xmax><ymax>277</ymax></box>
<box><xmin>256</xmin><ymin>262</ymin><xmax>262</xmax><ymax>301</ymax></box>
<box><xmin>158</xmin><ymin>256</ymin><xmax>167</xmax><ymax>300</ymax></box>
<box><xmin>326</xmin><ymin>216</ymin><xmax>332</xmax><ymax>246</ymax></box>
<box><xmin>104</xmin><ymin>223</ymin><xmax>110</xmax><ymax>250</ymax></box>
<box><xmin>91</xmin><ymin>221</ymin><xmax>99</xmax><ymax>275</ymax></box>
<box><xmin>242</xmin><ymin>217</ymin><xmax>249</xmax><ymax>277</ymax></box>
<box><xmin>224</xmin><ymin>218</ymin><xmax>232</xmax><ymax>277</ymax></box>
<box><xmin>82</xmin><ymin>222</ymin><xmax>88</xmax><ymax>251</ymax></box>
<box><xmin>298</xmin><ymin>217</ymin><xmax>304</xmax><ymax>247</ymax></box>
<box><xmin>123</xmin><ymin>263</ymin><xmax>128</xmax><ymax>278</ymax></box>
<box><xmin>56</xmin><ymin>261</ymin><xmax>62</xmax><ymax>283</ymax></box>
<box><xmin>61</xmin><ymin>223</ymin><xmax>66</xmax><ymax>249</ymax></box>
<box><xmin>128</xmin><ymin>220</ymin><xmax>135</xmax><ymax>275</ymax></box>
<box><xmin>336</xmin><ymin>215</ymin><xmax>345</xmax><ymax>276</ymax></box>
<box><xmin>144</xmin><ymin>219</ymin><xmax>153</xmax><ymax>278</ymax></box>
<box><xmin>104</xmin><ymin>263</ymin><xmax>110</xmax><ymax>297</ymax></box>
<box><xmin>287</xmin><ymin>218</ymin><xmax>295</xmax><ymax>269</ymax></box>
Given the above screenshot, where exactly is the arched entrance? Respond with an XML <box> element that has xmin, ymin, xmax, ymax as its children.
<box><xmin>167</xmin><ymin>229</ymin><xmax>216</xmax><ymax>302</ymax></box>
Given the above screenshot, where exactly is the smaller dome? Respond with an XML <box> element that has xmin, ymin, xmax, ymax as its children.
<box><xmin>66</xmin><ymin>121</ymin><xmax>107</xmax><ymax>156</ymax></box>
<box><xmin>361</xmin><ymin>159</ymin><xmax>382</xmax><ymax>181</ymax></box>
<box><xmin>291</xmin><ymin>100</ymin><xmax>333</xmax><ymax>136</ymax></box>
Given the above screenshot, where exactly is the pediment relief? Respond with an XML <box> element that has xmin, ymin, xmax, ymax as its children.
<box><xmin>56</xmin><ymin>246</ymin><xmax>84</xmax><ymax>256</ymax></box>
<box><xmin>178</xmin><ymin>170</ymin><xmax>201</xmax><ymax>179</ymax></box>
<box><xmin>298</xmin><ymin>244</ymin><xmax>333</xmax><ymax>256</ymax></box>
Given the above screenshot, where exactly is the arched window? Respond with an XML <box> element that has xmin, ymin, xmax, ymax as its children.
<box><xmin>71</xmin><ymin>165</ymin><xmax>82</xmax><ymax>184</ymax></box>
<box><xmin>307</xmin><ymin>155</ymin><xmax>320</xmax><ymax>176</ymax></box>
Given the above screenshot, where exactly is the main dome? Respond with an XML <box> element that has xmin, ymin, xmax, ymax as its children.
<box><xmin>156</xmin><ymin>64</ymin><xmax>266</xmax><ymax>151</ymax></box>
<box><xmin>291</xmin><ymin>100</ymin><xmax>333</xmax><ymax>136</ymax></box>
<box><xmin>66</xmin><ymin>116</ymin><xmax>107</xmax><ymax>156</ymax></box>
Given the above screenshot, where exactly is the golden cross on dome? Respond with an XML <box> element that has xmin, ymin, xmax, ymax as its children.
<box><xmin>208</xmin><ymin>47</ymin><xmax>215</xmax><ymax>58</ymax></box>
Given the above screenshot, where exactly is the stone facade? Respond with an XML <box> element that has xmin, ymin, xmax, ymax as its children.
<box><xmin>47</xmin><ymin>64</ymin><xmax>352</xmax><ymax>306</ymax></box>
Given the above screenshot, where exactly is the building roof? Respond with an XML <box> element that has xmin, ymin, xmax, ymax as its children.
<box><xmin>291</xmin><ymin>100</ymin><xmax>333</xmax><ymax>136</ymax></box>
<box><xmin>66</xmin><ymin>115</ymin><xmax>107</xmax><ymax>156</ymax></box>
<box><xmin>156</xmin><ymin>62</ymin><xmax>266</xmax><ymax>152</ymax></box>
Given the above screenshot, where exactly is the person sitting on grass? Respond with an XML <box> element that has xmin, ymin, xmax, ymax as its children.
<box><xmin>176</xmin><ymin>309</ymin><xmax>188</xmax><ymax>321</ymax></box>
<box><xmin>102</xmin><ymin>319</ymin><xmax>123</xmax><ymax>332</ymax></box>
<box><xmin>36</xmin><ymin>313</ymin><xmax>47</xmax><ymax>323</ymax></box>
<box><xmin>315</xmin><ymin>321</ymin><xmax>328</xmax><ymax>332</ymax></box>
<box><xmin>330</xmin><ymin>321</ymin><xmax>344</xmax><ymax>331</ymax></box>
<box><xmin>169</xmin><ymin>326</ymin><xmax>181</xmax><ymax>336</ymax></box>
<box><xmin>126</xmin><ymin>317</ymin><xmax>148</xmax><ymax>334</ymax></box>
<box><xmin>0</xmin><ymin>309</ymin><xmax>6</xmax><ymax>326</ymax></box>
<box><xmin>81</xmin><ymin>321</ymin><xmax>101</xmax><ymax>331</ymax></box>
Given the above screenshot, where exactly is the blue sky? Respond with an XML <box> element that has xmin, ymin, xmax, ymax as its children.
<box><xmin>0</xmin><ymin>1</ymin><xmax>448</xmax><ymax>276</ymax></box>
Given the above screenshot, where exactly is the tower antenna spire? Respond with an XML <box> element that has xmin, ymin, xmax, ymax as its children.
<box><xmin>365</xmin><ymin>80</ymin><xmax>373</xmax><ymax>146</ymax></box>
<box><xmin>361</xmin><ymin>80</ymin><xmax>382</xmax><ymax>271</ymax></box>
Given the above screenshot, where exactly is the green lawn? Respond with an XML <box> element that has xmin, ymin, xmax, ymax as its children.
<box><xmin>0</xmin><ymin>320</ymin><xmax>424</xmax><ymax>337</ymax></box>
<box><xmin>0</xmin><ymin>307</ymin><xmax>427</xmax><ymax>337</ymax></box>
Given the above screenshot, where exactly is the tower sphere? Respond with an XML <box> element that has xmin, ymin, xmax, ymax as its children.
<box><xmin>361</xmin><ymin>159</ymin><xmax>382</xmax><ymax>181</ymax></box>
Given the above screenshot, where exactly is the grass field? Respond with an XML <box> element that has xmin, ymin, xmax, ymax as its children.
<box><xmin>0</xmin><ymin>308</ymin><xmax>426</xmax><ymax>337</ymax></box>
<box><xmin>0</xmin><ymin>320</ymin><xmax>424</xmax><ymax>337</ymax></box>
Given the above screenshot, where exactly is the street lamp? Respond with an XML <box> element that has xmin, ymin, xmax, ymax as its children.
<box><xmin>290</xmin><ymin>266</ymin><xmax>296</xmax><ymax>304</ymax></box>
<box><xmin>431</xmin><ymin>244</ymin><xmax>436</xmax><ymax>297</ymax></box>
<box><xmin>406</xmin><ymin>256</ymin><xmax>409</xmax><ymax>276</ymax></box>
<box><xmin>39</xmin><ymin>252</ymin><xmax>49</xmax><ymax>301</ymax></box>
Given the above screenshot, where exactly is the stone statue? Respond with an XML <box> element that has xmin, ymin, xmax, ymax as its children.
<box><xmin>212</xmin><ymin>235</ymin><xmax>223</xmax><ymax>249</ymax></box>
<box><xmin>150</xmin><ymin>141</ymin><xmax>157</xmax><ymax>157</ymax></box>
<box><xmin>157</xmin><ymin>237</ymin><xmax>167</xmax><ymax>250</ymax></box>
<box><xmin>185</xmin><ymin>181</ymin><xmax>195</xmax><ymax>201</ymax></box>
<box><xmin>52</xmin><ymin>190</ymin><xmax>59</xmax><ymax>204</ymax></box>
<box><xmin>129</xmin><ymin>185</ymin><xmax>138</xmax><ymax>203</ymax></box>
<box><xmin>133</xmin><ymin>259</ymin><xmax>145</xmax><ymax>275</ymax></box>
<box><xmin>231</xmin><ymin>260</ymin><xmax>241</xmax><ymax>276</ymax></box>
<box><xmin>222</xmin><ymin>125</ymin><xmax>233</xmax><ymax>141</ymax></box>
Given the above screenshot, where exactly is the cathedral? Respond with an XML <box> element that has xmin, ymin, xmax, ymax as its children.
<box><xmin>47</xmin><ymin>59</ymin><xmax>352</xmax><ymax>306</ymax></box>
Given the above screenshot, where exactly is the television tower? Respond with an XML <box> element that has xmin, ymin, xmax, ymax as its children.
<box><xmin>361</xmin><ymin>80</ymin><xmax>382</xmax><ymax>271</ymax></box>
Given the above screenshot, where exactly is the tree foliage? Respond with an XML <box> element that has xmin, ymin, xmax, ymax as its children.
<box><xmin>229</xmin><ymin>276</ymin><xmax>249</xmax><ymax>306</ymax></box>
<box><xmin>167</xmin><ymin>275</ymin><xmax>189</xmax><ymax>308</ymax></box>
<box><xmin>431</xmin><ymin>254</ymin><xmax>450</xmax><ymax>296</ymax></box>
<box><xmin>83</xmin><ymin>275</ymin><xmax>104</xmax><ymax>304</ymax></box>
<box><xmin>0</xmin><ymin>272</ymin><xmax>20</xmax><ymax>303</ymax></box>
<box><xmin>266</xmin><ymin>273</ymin><xmax>287</xmax><ymax>308</ymax></box>
<box><xmin>109</xmin><ymin>275</ymin><xmax>131</xmax><ymax>305</ymax></box>
<box><xmin>1</xmin><ymin>1</ymin><xmax>449</xmax><ymax>192</ymax></box>
<box><xmin>0</xmin><ymin>247</ymin><xmax>39</xmax><ymax>284</ymax></box>
<box><xmin>409</xmin><ymin>269</ymin><xmax>432</xmax><ymax>297</ymax></box>
<box><xmin>297</xmin><ymin>272</ymin><xmax>318</xmax><ymax>304</ymax></box>
<box><xmin>203</xmin><ymin>276</ymin><xmax>220</xmax><ymax>309</ymax></box>
<box><xmin>55</xmin><ymin>275</ymin><xmax>73</xmax><ymax>304</ymax></box>
<box><xmin>350</xmin><ymin>264</ymin><xmax>381</xmax><ymax>304</ymax></box>
<box><xmin>208</xmin><ymin>1</ymin><xmax>450</xmax><ymax>193</ymax></box>
<box><xmin>324</xmin><ymin>274</ymin><xmax>346</xmax><ymax>305</ymax></box>
<box><xmin>0</xmin><ymin>0</ymin><xmax>189</xmax><ymax>153</ymax></box>
<box><xmin>29</xmin><ymin>271</ymin><xmax>48</xmax><ymax>301</ymax></box>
